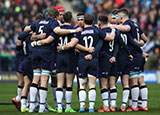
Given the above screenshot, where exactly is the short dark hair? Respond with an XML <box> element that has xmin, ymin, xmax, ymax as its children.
<box><xmin>77</xmin><ymin>12</ymin><xmax>85</xmax><ymax>19</ymax></box>
<box><xmin>77</xmin><ymin>12</ymin><xmax>85</xmax><ymax>17</ymax></box>
<box><xmin>111</xmin><ymin>9</ymin><xmax>119</xmax><ymax>15</ymax></box>
<box><xmin>84</xmin><ymin>13</ymin><xmax>94</xmax><ymax>25</ymax></box>
<box><xmin>35</xmin><ymin>13</ymin><xmax>44</xmax><ymax>21</ymax></box>
<box><xmin>118</xmin><ymin>8</ymin><xmax>129</xmax><ymax>17</ymax></box>
<box><xmin>98</xmin><ymin>15</ymin><xmax>108</xmax><ymax>25</ymax></box>
<box><xmin>48</xmin><ymin>8</ymin><xmax>59</xmax><ymax>19</ymax></box>
<box><xmin>63</xmin><ymin>11</ymin><xmax>72</xmax><ymax>23</ymax></box>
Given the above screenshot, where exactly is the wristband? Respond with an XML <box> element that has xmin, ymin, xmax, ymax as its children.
<box><xmin>61</xmin><ymin>46</ymin><xmax>64</xmax><ymax>50</ymax></box>
<box><xmin>37</xmin><ymin>40</ymin><xmax>41</xmax><ymax>46</ymax></box>
<box><xmin>70</xmin><ymin>29</ymin><xmax>76</xmax><ymax>33</ymax></box>
<box><xmin>112</xmin><ymin>28</ymin><xmax>116</xmax><ymax>32</ymax></box>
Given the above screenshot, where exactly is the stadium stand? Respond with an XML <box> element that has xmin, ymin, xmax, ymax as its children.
<box><xmin>0</xmin><ymin>0</ymin><xmax>160</xmax><ymax>71</ymax></box>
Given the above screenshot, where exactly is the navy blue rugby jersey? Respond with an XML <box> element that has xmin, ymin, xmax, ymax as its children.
<box><xmin>101</xmin><ymin>27</ymin><xmax>119</xmax><ymax>58</ymax></box>
<box><xmin>74</xmin><ymin>26</ymin><xmax>106</xmax><ymax>58</ymax></box>
<box><xmin>56</xmin><ymin>24</ymin><xmax>75</xmax><ymax>53</ymax></box>
<box><xmin>30</xmin><ymin>17</ymin><xmax>59</xmax><ymax>50</ymax></box>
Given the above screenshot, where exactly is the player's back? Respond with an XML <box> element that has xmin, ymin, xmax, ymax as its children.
<box><xmin>31</xmin><ymin>17</ymin><xmax>58</xmax><ymax>50</ymax></box>
<box><xmin>101</xmin><ymin>27</ymin><xmax>118</xmax><ymax>57</ymax></box>
<box><xmin>77</xmin><ymin>26</ymin><xmax>105</xmax><ymax>58</ymax></box>
<box><xmin>57</xmin><ymin>24</ymin><xmax>75</xmax><ymax>54</ymax></box>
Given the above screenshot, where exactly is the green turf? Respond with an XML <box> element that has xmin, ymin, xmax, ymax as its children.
<box><xmin>0</xmin><ymin>83</ymin><xmax>160</xmax><ymax>114</ymax></box>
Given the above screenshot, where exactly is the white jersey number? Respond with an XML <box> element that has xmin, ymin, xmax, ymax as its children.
<box><xmin>83</xmin><ymin>36</ymin><xmax>93</xmax><ymax>48</ymax></box>
<box><xmin>136</xmin><ymin>28</ymin><xmax>140</xmax><ymax>41</ymax></box>
<box><xmin>38</xmin><ymin>25</ymin><xmax>44</xmax><ymax>34</ymax></box>
<box><xmin>59</xmin><ymin>36</ymin><xmax>68</xmax><ymax>46</ymax></box>
<box><xmin>23</xmin><ymin>41</ymin><xmax>27</xmax><ymax>55</ymax></box>
<box><xmin>120</xmin><ymin>34</ymin><xmax>127</xmax><ymax>45</ymax></box>
<box><xmin>109</xmin><ymin>40</ymin><xmax>114</xmax><ymax>52</ymax></box>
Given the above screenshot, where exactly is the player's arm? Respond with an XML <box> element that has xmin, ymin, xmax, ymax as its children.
<box><xmin>112</xmin><ymin>42</ymin><xmax>119</xmax><ymax>58</ymax></box>
<box><xmin>31</xmin><ymin>36</ymin><xmax>54</xmax><ymax>47</ymax></box>
<box><xmin>109</xmin><ymin>44</ymin><xmax>119</xmax><ymax>63</ymax></box>
<box><xmin>31</xmin><ymin>33</ymin><xmax>46</xmax><ymax>41</ymax></box>
<box><xmin>134</xmin><ymin>39</ymin><xmax>145</xmax><ymax>47</ymax></box>
<box><xmin>91</xmin><ymin>39</ymin><xmax>103</xmax><ymax>57</ymax></box>
<box><xmin>57</xmin><ymin>38</ymin><xmax>79</xmax><ymax>51</ymax></box>
<box><xmin>128</xmin><ymin>36</ymin><xmax>143</xmax><ymax>54</ymax></box>
<box><xmin>53</xmin><ymin>27</ymin><xmax>82</xmax><ymax>35</ymax></box>
<box><xmin>141</xmin><ymin>33</ymin><xmax>149</xmax><ymax>43</ymax></box>
<box><xmin>111</xmin><ymin>24</ymin><xmax>131</xmax><ymax>32</ymax></box>
<box><xmin>104</xmin><ymin>29</ymin><xmax>116</xmax><ymax>41</ymax></box>
<box><xmin>24</xmin><ymin>25</ymin><xmax>32</xmax><ymax>32</ymax></box>
<box><xmin>76</xmin><ymin>44</ymin><xmax>95</xmax><ymax>53</ymax></box>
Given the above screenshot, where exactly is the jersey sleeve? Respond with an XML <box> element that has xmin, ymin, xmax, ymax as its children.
<box><xmin>138</xmin><ymin>26</ymin><xmax>143</xmax><ymax>35</ymax></box>
<box><xmin>112</xmin><ymin>41</ymin><xmax>119</xmax><ymax>57</ymax></box>
<box><xmin>127</xmin><ymin>34</ymin><xmax>142</xmax><ymax>54</ymax></box>
<box><xmin>30</xmin><ymin>22</ymin><xmax>36</xmax><ymax>32</ymax></box>
<box><xmin>18</xmin><ymin>32</ymin><xmax>29</xmax><ymax>41</ymax></box>
<box><xmin>50</xmin><ymin>32</ymin><xmax>57</xmax><ymax>38</ymax></box>
<box><xmin>73</xmin><ymin>32</ymin><xmax>81</xmax><ymax>40</ymax></box>
<box><xmin>91</xmin><ymin>39</ymin><xmax>103</xmax><ymax>57</ymax></box>
<box><xmin>98</xmin><ymin>29</ymin><xmax>106</xmax><ymax>40</ymax></box>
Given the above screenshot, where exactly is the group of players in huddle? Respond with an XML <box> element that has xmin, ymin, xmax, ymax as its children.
<box><xmin>12</xmin><ymin>5</ymin><xmax>149</xmax><ymax>113</ymax></box>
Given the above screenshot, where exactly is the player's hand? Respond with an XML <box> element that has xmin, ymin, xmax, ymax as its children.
<box><xmin>16</xmin><ymin>40</ymin><xmax>22</xmax><ymax>46</ymax></box>
<box><xmin>57</xmin><ymin>45</ymin><xmax>62</xmax><ymax>52</ymax></box>
<box><xmin>139</xmin><ymin>40</ymin><xmax>145</xmax><ymax>47</ymax></box>
<box><xmin>75</xmin><ymin>48</ymin><xmax>80</xmax><ymax>53</ymax></box>
<box><xmin>76</xmin><ymin>27</ymin><xmax>83</xmax><ymax>32</ymax></box>
<box><xmin>142</xmin><ymin>52</ymin><xmax>149</xmax><ymax>58</ymax></box>
<box><xmin>88</xmin><ymin>47</ymin><xmax>95</xmax><ymax>53</ymax></box>
<box><xmin>39</xmin><ymin>33</ymin><xmax>46</xmax><ymax>39</ymax></box>
<box><xmin>85</xmin><ymin>54</ymin><xmax>93</xmax><ymax>60</ymax></box>
<box><xmin>109</xmin><ymin>57</ymin><xmax>116</xmax><ymax>63</ymax></box>
<box><xmin>31</xmin><ymin>41</ymin><xmax>37</xmax><ymax>47</ymax></box>
<box><xmin>128</xmin><ymin>55</ymin><xmax>133</xmax><ymax>61</ymax></box>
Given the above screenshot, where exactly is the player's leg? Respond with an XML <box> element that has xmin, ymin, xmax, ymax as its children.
<box><xmin>120</xmin><ymin>74</ymin><xmax>130</xmax><ymax>111</ymax></box>
<box><xmin>56</xmin><ymin>73</ymin><xmax>65</xmax><ymax>112</ymax></box>
<box><xmin>12</xmin><ymin>72</ymin><xmax>24</xmax><ymax>111</ymax></box>
<box><xmin>62</xmin><ymin>77</ymin><xmax>66</xmax><ymax>111</ymax></box>
<box><xmin>16</xmin><ymin>72</ymin><xmax>24</xmax><ymax>101</ymax></box>
<box><xmin>13</xmin><ymin>57</ymin><xmax>24</xmax><ymax>106</ymax></box>
<box><xmin>128</xmin><ymin>72</ymin><xmax>139</xmax><ymax>111</ymax></box>
<box><xmin>78</xmin><ymin>76</ymin><xmax>87</xmax><ymax>112</ymax></box>
<box><xmin>38</xmin><ymin>69</ymin><xmax>50</xmax><ymax>113</ymax></box>
<box><xmin>109</xmin><ymin>76</ymin><xmax>117</xmax><ymax>111</ymax></box>
<box><xmin>98</xmin><ymin>56</ymin><xmax>110</xmax><ymax>112</ymax></box>
<box><xmin>51</xmin><ymin>56</ymin><xmax>58</xmax><ymax>110</ymax></box>
<box><xmin>138</xmin><ymin>73</ymin><xmax>148</xmax><ymax>111</ymax></box>
<box><xmin>51</xmin><ymin>74</ymin><xmax>57</xmax><ymax>109</ymax></box>
<box><xmin>65</xmin><ymin>73</ymin><xmax>76</xmax><ymax>112</ymax></box>
<box><xmin>21</xmin><ymin>75</ymin><xmax>31</xmax><ymax>112</ymax></box>
<box><xmin>29</xmin><ymin>68</ymin><xmax>41</xmax><ymax>112</ymax></box>
<box><xmin>98</xmin><ymin>77</ymin><xmax>110</xmax><ymax>112</ymax></box>
<box><xmin>88</xmin><ymin>75</ymin><xmax>96</xmax><ymax>113</ymax></box>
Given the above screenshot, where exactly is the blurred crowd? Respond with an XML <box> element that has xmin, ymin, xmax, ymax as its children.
<box><xmin>0</xmin><ymin>0</ymin><xmax>160</xmax><ymax>71</ymax></box>
<box><xmin>0</xmin><ymin>0</ymin><xmax>58</xmax><ymax>71</ymax></box>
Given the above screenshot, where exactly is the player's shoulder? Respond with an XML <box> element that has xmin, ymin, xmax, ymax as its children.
<box><xmin>61</xmin><ymin>24</ymin><xmax>75</xmax><ymax>29</ymax></box>
<box><xmin>124</xmin><ymin>19</ymin><xmax>133</xmax><ymax>25</ymax></box>
<box><xmin>102</xmin><ymin>27</ymin><xmax>111</xmax><ymax>32</ymax></box>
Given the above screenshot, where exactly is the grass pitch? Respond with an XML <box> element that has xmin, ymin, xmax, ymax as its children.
<box><xmin>0</xmin><ymin>83</ymin><xmax>160</xmax><ymax>115</ymax></box>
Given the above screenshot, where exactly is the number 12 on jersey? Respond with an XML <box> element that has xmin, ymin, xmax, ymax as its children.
<box><xmin>83</xmin><ymin>36</ymin><xmax>93</xmax><ymax>48</ymax></box>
